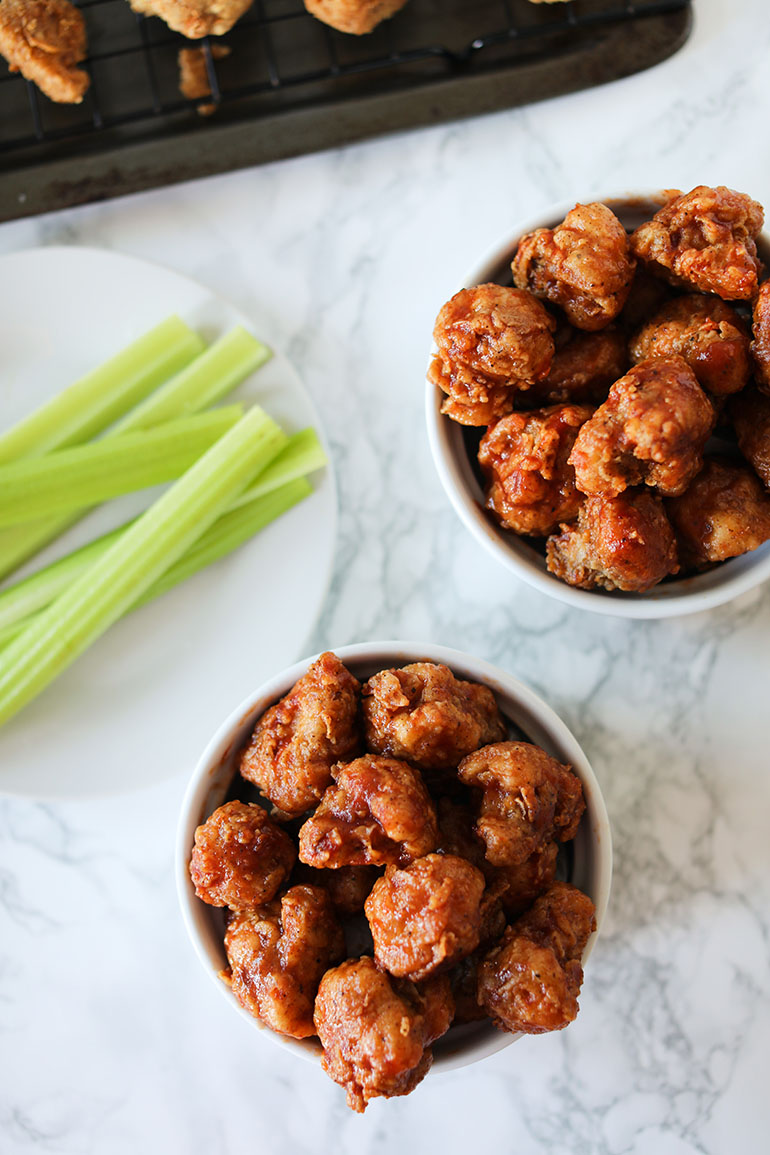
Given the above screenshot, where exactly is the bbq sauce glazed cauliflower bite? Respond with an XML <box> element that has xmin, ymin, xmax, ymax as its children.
<box><xmin>239</xmin><ymin>651</ymin><xmax>361</xmax><ymax>818</ymax></box>
<box><xmin>362</xmin><ymin>661</ymin><xmax>507</xmax><ymax>770</ymax></box>
<box><xmin>630</xmin><ymin>186</ymin><xmax>764</xmax><ymax>300</ymax></box>
<box><xmin>224</xmin><ymin>885</ymin><xmax>346</xmax><ymax>1039</ymax></box>
<box><xmin>429</xmin><ymin>285</ymin><xmax>556</xmax><ymax>426</ymax></box>
<box><xmin>512</xmin><ymin>202</ymin><xmax>636</xmax><ymax>331</ymax></box>
<box><xmin>568</xmin><ymin>355</ymin><xmax>715</xmax><ymax>499</ymax></box>
<box><xmin>191</xmin><ymin>653</ymin><xmax>598</xmax><ymax>1111</ymax></box>
<box><xmin>478</xmin><ymin>881</ymin><xmax>596</xmax><ymax>1035</ymax></box>
<box><xmin>478</xmin><ymin>403</ymin><xmax>595</xmax><ymax>537</ymax></box>
<box><xmin>314</xmin><ymin>958</ymin><xmax>454</xmax><ymax>1113</ymax></box>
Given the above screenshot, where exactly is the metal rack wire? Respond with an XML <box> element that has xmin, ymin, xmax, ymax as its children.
<box><xmin>0</xmin><ymin>0</ymin><xmax>692</xmax><ymax>219</ymax></box>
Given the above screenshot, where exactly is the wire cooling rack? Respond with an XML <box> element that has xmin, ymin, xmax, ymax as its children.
<box><xmin>0</xmin><ymin>0</ymin><xmax>692</xmax><ymax>221</ymax></box>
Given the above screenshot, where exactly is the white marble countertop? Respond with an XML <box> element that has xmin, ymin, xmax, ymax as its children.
<box><xmin>2</xmin><ymin>1</ymin><xmax>770</xmax><ymax>1151</ymax></box>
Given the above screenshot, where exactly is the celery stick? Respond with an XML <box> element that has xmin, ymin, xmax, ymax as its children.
<box><xmin>0</xmin><ymin>406</ymin><xmax>286</xmax><ymax>726</ymax></box>
<box><xmin>0</xmin><ymin>619</ymin><xmax>23</xmax><ymax>649</ymax></box>
<box><xmin>0</xmin><ymin>479</ymin><xmax>312</xmax><ymax>651</ymax></box>
<box><xmin>0</xmin><ymin>528</ymin><xmax>125</xmax><ymax>637</ymax></box>
<box><xmin>230</xmin><ymin>428</ymin><xmax>327</xmax><ymax>507</ymax></box>
<box><xmin>134</xmin><ymin>478</ymin><xmax>312</xmax><ymax>607</ymax></box>
<box><xmin>0</xmin><ymin>427</ymin><xmax>324</xmax><ymax>631</ymax></box>
<box><xmin>0</xmin><ymin>406</ymin><xmax>244</xmax><ymax>528</ymax></box>
<box><xmin>111</xmin><ymin>326</ymin><xmax>271</xmax><ymax>433</ymax></box>
<box><xmin>0</xmin><ymin>316</ymin><xmax>204</xmax><ymax>465</ymax></box>
<box><xmin>0</xmin><ymin>327</ymin><xmax>271</xmax><ymax>581</ymax></box>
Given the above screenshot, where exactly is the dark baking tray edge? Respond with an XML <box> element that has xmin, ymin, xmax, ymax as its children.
<box><xmin>0</xmin><ymin>8</ymin><xmax>692</xmax><ymax>224</ymax></box>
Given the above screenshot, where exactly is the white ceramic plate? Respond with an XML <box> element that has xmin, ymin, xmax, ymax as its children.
<box><xmin>0</xmin><ymin>247</ymin><xmax>336</xmax><ymax>799</ymax></box>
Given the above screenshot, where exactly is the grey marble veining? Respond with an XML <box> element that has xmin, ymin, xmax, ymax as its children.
<box><xmin>2</xmin><ymin>0</ymin><xmax>770</xmax><ymax>1150</ymax></box>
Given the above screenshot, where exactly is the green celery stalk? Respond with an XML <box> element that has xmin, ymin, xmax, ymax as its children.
<box><xmin>230</xmin><ymin>428</ymin><xmax>327</xmax><ymax>507</ymax></box>
<box><xmin>0</xmin><ymin>427</ymin><xmax>325</xmax><ymax>635</ymax></box>
<box><xmin>0</xmin><ymin>316</ymin><xmax>204</xmax><ymax>465</ymax></box>
<box><xmin>0</xmin><ymin>407</ymin><xmax>245</xmax><ymax>529</ymax></box>
<box><xmin>0</xmin><ymin>326</ymin><xmax>271</xmax><ymax>580</ymax></box>
<box><xmin>110</xmin><ymin>326</ymin><xmax>271</xmax><ymax>433</ymax></box>
<box><xmin>0</xmin><ymin>406</ymin><xmax>286</xmax><ymax>726</ymax></box>
<box><xmin>134</xmin><ymin>477</ymin><xmax>312</xmax><ymax>607</ymax></box>
<box><xmin>0</xmin><ymin>479</ymin><xmax>312</xmax><ymax>651</ymax></box>
<box><xmin>0</xmin><ymin>529</ymin><xmax>125</xmax><ymax>640</ymax></box>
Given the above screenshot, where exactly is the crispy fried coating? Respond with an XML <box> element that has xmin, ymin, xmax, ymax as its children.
<box><xmin>428</xmin><ymin>353</ymin><xmax>517</xmax><ymax>427</ymax></box>
<box><xmin>731</xmin><ymin>385</ymin><xmax>770</xmax><ymax>488</ymax></box>
<box><xmin>239</xmin><ymin>652</ymin><xmax>361</xmax><ymax>818</ymax></box>
<box><xmin>365</xmin><ymin>853</ymin><xmax>486</xmax><ymax>981</ymax></box>
<box><xmin>189</xmin><ymin>800</ymin><xmax>295</xmax><ymax>909</ymax></box>
<box><xmin>569</xmin><ymin>356</ymin><xmax>715</xmax><ymax>498</ymax></box>
<box><xmin>457</xmin><ymin>742</ymin><xmax>585</xmax><ymax>868</ymax></box>
<box><xmin>129</xmin><ymin>0</ymin><xmax>251</xmax><ymax>37</ymax></box>
<box><xmin>0</xmin><ymin>0</ymin><xmax>88</xmax><ymax>104</ymax></box>
<box><xmin>224</xmin><ymin>885</ymin><xmax>345</xmax><ymax>1038</ymax></box>
<box><xmin>431</xmin><ymin>285</ymin><xmax>556</xmax><ymax>426</ymax></box>
<box><xmin>314</xmin><ymin>957</ymin><xmax>453</xmax><ymax>1113</ymax></box>
<box><xmin>631</xmin><ymin>186</ymin><xmax>764</xmax><ymax>300</ymax></box>
<box><xmin>478</xmin><ymin>881</ymin><xmax>596</xmax><ymax>1035</ymax></box>
<box><xmin>666</xmin><ymin>457</ymin><xmax>770</xmax><ymax>569</ymax></box>
<box><xmin>630</xmin><ymin>295</ymin><xmax>751</xmax><ymax>397</ymax></box>
<box><xmin>751</xmin><ymin>280</ymin><xmax>770</xmax><ymax>393</ymax></box>
<box><xmin>178</xmin><ymin>43</ymin><xmax>230</xmax><ymax>114</ymax></box>
<box><xmin>546</xmin><ymin>488</ymin><xmax>679</xmax><ymax>592</ymax></box>
<box><xmin>362</xmin><ymin>662</ymin><xmax>507</xmax><ymax>771</ymax></box>
<box><xmin>512</xmin><ymin>203</ymin><xmax>635</xmax><ymax>331</ymax></box>
<box><xmin>526</xmin><ymin>327</ymin><xmax>628</xmax><ymax>407</ymax></box>
<box><xmin>298</xmin><ymin>755</ymin><xmax>438</xmax><ymax>869</ymax></box>
<box><xmin>434</xmin><ymin>285</ymin><xmax>556</xmax><ymax>382</ymax></box>
<box><xmin>478</xmin><ymin>404</ymin><xmax>593</xmax><ymax>537</ymax></box>
<box><xmin>303</xmin><ymin>0</ymin><xmax>409</xmax><ymax>34</ymax></box>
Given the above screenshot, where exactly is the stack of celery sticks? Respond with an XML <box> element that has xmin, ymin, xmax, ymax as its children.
<box><xmin>0</xmin><ymin>315</ymin><xmax>326</xmax><ymax>728</ymax></box>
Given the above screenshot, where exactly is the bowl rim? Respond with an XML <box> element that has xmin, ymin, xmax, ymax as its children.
<box><xmin>425</xmin><ymin>189</ymin><xmax>770</xmax><ymax>619</ymax></box>
<box><xmin>176</xmin><ymin>640</ymin><xmax>613</xmax><ymax>1076</ymax></box>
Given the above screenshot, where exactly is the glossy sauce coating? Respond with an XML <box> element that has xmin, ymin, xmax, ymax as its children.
<box><xmin>365</xmin><ymin>853</ymin><xmax>486</xmax><ymax>981</ymax></box>
<box><xmin>546</xmin><ymin>488</ymin><xmax>679</xmax><ymax>592</ymax></box>
<box><xmin>630</xmin><ymin>294</ymin><xmax>751</xmax><ymax>397</ymax></box>
<box><xmin>189</xmin><ymin>800</ymin><xmax>296</xmax><ymax>909</ymax></box>
<box><xmin>512</xmin><ymin>202</ymin><xmax>636</xmax><ymax>331</ymax></box>
<box><xmin>479</xmin><ymin>403</ymin><xmax>593</xmax><ymax>536</ymax></box>
<box><xmin>569</xmin><ymin>355</ymin><xmax>715</xmax><ymax>498</ymax></box>
<box><xmin>666</xmin><ymin>457</ymin><xmax>770</xmax><ymax>569</ymax></box>
<box><xmin>362</xmin><ymin>662</ymin><xmax>507</xmax><ymax>771</ymax></box>
<box><xmin>430</xmin><ymin>284</ymin><xmax>556</xmax><ymax>426</ymax></box>
<box><xmin>239</xmin><ymin>651</ymin><xmax>361</xmax><ymax>817</ymax></box>
<box><xmin>631</xmin><ymin>185</ymin><xmax>764</xmax><ymax>300</ymax></box>
<box><xmin>298</xmin><ymin>755</ymin><xmax>439</xmax><ymax>869</ymax></box>
<box><xmin>457</xmin><ymin>741</ymin><xmax>585</xmax><ymax>867</ymax></box>
<box><xmin>223</xmin><ymin>885</ymin><xmax>345</xmax><ymax>1038</ymax></box>
<box><xmin>314</xmin><ymin>957</ymin><xmax>454</xmax><ymax>1113</ymax></box>
<box><xmin>477</xmin><ymin>881</ymin><xmax>596</xmax><ymax>1035</ymax></box>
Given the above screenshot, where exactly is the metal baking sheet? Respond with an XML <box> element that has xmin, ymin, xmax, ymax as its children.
<box><xmin>0</xmin><ymin>0</ymin><xmax>692</xmax><ymax>222</ymax></box>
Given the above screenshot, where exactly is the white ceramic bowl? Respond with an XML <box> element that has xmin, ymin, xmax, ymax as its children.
<box><xmin>426</xmin><ymin>192</ymin><xmax>770</xmax><ymax>618</ymax></box>
<box><xmin>176</xmin><ymin>640</ymin><xmax>612</xmax><ymax>1076</ymax></box>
